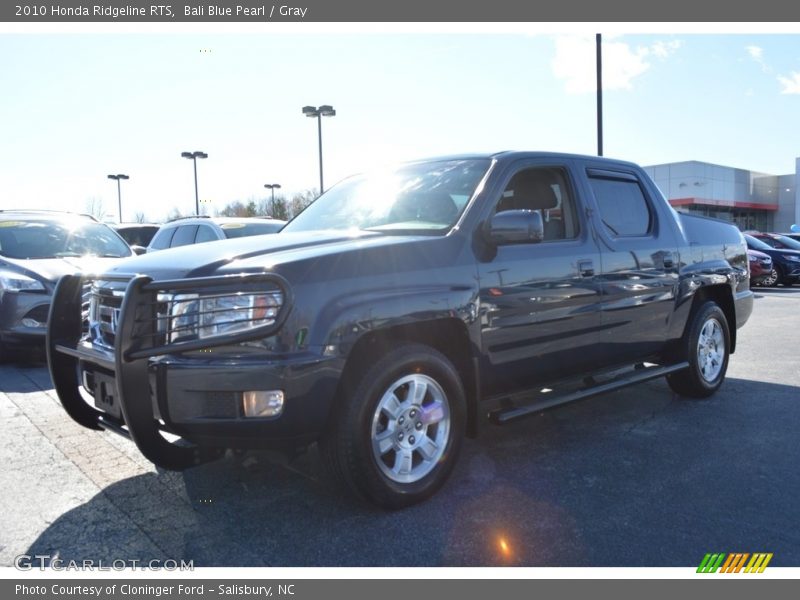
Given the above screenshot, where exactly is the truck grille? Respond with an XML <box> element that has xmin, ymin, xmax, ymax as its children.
<box><xmin>89</xmin><ymin>286</ymin><xmax>123</xmax><ymax>347</ymax></box>
<box><xmin>87</xmin><ymin>279</ymin><xmax>130</xmax><ymax>348</ymax></box>
<box><xmin>88</xmin><ymin>278</ymin><xmax>170</xmax><ymax>349</ymax></box>
<box><xmin>81</xmin><ymin>283</ymin><xmax>91</xmax><ymax>333</ymax></box>
<box><xmin>96</xmin><ymin>293</ymin><xmax>122</xmax><ymax>347</ymax></box>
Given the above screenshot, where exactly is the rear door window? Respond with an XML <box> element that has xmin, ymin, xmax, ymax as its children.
<box><xmin>588</xmin><ymin>174</ymin><xmax>653</xmax><ymax>237</ymax></box>
<box><xmin>195</xmin><ymin>225</ymin><xmax>218</xmax><ymax>244</ymax></box>
<box><xmin>170</xmin><ymin>225</ymin><xmax>198</xmax><ymax>248</ymax></box>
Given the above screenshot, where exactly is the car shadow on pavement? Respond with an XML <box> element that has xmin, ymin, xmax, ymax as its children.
<box><xmin>22</xmin><ymin>377</ymin><xmax>800</xmax><ymax>567</ymax></box>
<box><xmin>0</xmin><ymin>358</ymin><xmax>51</xmax><ymax>393</ymax></box>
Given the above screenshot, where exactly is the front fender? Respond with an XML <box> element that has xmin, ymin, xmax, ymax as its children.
<box><xmin>310</xmin><ymin>284</ymin><xmax>479</xmax><ymax>352</ymax></box>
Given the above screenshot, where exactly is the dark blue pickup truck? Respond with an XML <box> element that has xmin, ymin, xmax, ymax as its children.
<box><xmin>47</xmin><ymin>152</ymin><xmax>753</xmax><ymax>508</ymax></box>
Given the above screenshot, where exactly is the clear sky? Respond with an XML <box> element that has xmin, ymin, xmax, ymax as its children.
<box><xmin>1</xmin><ymin>32</ymin><xmax>800</xmax><ymax>221</ymax></box>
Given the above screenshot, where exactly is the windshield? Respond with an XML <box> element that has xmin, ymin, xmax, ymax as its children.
<box><xmin>744</xmin><ymin>234</ymin><xmax>772</xmax><ymax>251</ymax></box>
<box><xmin>282</xmin><ymin>158</ymin><xmax>491</xmax><ymax>234</ymax></box>
<box><xmin>0</xmin><ymin>220</ymin><xmax>132</xmax><ymax>259</ymax></box>
<box><xmin>222</xmin><ymin>221</ymin><xmax>285</xmax><ymax>238</ymax></box>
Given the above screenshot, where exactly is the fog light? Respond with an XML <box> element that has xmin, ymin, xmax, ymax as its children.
<box><xmin>22</xmin><ymin>318</ymin><xmax>43</xmax><ymax>328</ymax></box>
<box><xmin>242</xmin><ymin>390</ymin><xmax>284</xmax><ymax>418</ymax></box>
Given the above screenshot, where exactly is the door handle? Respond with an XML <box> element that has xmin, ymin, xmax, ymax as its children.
<box><xmin>577</xmin><ymin>259</ymin><xmax>595</xmax><ymax>277</ymax></box>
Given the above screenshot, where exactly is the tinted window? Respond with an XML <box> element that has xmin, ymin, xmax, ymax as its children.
<box><xmin>0</xmin><ymin>220</ymin><xmax>131</xmax><ymax>259</ymax></box>
<box><xmin>589</xmin><ymin>176</ymin><xmax>652</xmax><ymax>237</ymax></box>
<box><xmin>195</xmin><ymin>225</ymin><xmax>219</xmax><ymax>244</ymax></box>
<box><xmin>171</xmin><ymin>225</ymin><xmax>198</xmax><ymax>247</ymax></box>
<box><xmin>149</xmin><ymin>227</ymin><xmax>176</xmax><ymax>250</ymax></box>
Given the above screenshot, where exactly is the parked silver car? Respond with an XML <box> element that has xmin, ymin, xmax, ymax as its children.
<box><xmin>146</xmin><ymin>216</ymin><xmax>285</xmax><ymax>253</ymax></box>
<box><xmin>0</xmin><ymin>210</ymin><xmax>133</xmax><ymax>360</ymax></box>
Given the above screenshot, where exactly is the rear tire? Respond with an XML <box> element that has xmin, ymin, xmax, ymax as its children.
<box><xmin>667</xmin><ymin>301</ymin><xmax>730</xmax><ymax>399</ymax></box>
<box><xmin>320</xmin><ymin>343</ymin><xmax>466</xmax><ymax>509</ymax></box>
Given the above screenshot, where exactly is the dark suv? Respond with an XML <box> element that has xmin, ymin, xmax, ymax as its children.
<box><xmin>147</xmin><ymin>216</ymin><xmax>285</xmax><ymax>252</ymax></box>
<box><xmin>48</xmin><ymin>153</ymin><xmax>752</xmax><ymax>508</ymax></box>
<box><xmin>113</xmin><ymin>223</ymin><xmax>161</xmax><ymax>249</ymax></box>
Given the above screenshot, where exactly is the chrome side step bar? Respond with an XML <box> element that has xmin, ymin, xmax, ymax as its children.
<box><xmin>489</xmin><ymin>362</ymin><xmax>689</xmax><ymax>425</ymax></box>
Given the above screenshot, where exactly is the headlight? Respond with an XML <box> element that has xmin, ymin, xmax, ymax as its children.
<box><xmin>168</xmin><ymin>291</ymin><xmax>283</xmax><ymax>343</ymax></box>
<box><xmin>0</xmin><ymin>271</ymin><xmax>46</xmax><ymax>292</ymax></box>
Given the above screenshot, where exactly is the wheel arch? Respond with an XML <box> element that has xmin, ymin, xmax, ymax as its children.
<box><xmin>685</xmin><ymin>285</ymin><xmax>737</xmax><ymax>353</ymax></box>
<box><xmin>333</xmin><ymin>318</ymin><xmax>480</xmax><ymax>438</ymax></box>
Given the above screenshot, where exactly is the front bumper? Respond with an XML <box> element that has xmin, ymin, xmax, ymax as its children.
<box><xmin>47</xmin><ymin>273</ymin><xmax>342</xmax><ymax>471</ymax></box>
<box><xmin>0</xmin><ymin>290</ymin><xmax>51</xmax><ymax>348</ymax></box>
<box><xmin>748</xmin><ymin>260</ymin><xmax>772</xmax><ymax>282</ymax></box>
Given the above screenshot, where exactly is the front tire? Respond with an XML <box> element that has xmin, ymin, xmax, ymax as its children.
<box><xmin>320</xmin><ymin>343</ymin><xmax>466</xmax><ymax>509</ymax></box>
<box><xmin>667</xmin><ymin>301</ymin><xmax>730</xmax><ymax>398</ymax></box>
<box><xmin>762</xmin><ymin>268</ymin><xmax>779</xmax><ymax>287</ymax></box>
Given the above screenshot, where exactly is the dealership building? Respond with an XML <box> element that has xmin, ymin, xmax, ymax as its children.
<box><xmin>643</xmin><ymin>159</ymin><xmax>800</xmax><ymax>233</ymax></box>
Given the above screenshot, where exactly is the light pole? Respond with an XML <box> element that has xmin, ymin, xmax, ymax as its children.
<box><xmin>181</xmin><ymin>151</ymin><xmax>208</xmax><ymax>215</ymax></box>
<box><xmin>264</xmin><ymin>183</ymin><xmax>281</xmax><ymax>203</ymax></box>
<box><xmin>264</xmin><ymin>184</ymin><xmax>281</xmax><ymax>218</ymax></box>
<box><xmin>302</xmin><ymin>105</ymin><xmax>336</xmax><ymax>194</ymax></box>
<box><xmin>596</xmin><ymin>33</ymin><xmax>603</xmax><ymax>157</ymax></box>
<box><xmin>107</xmin><ymin>173</ymin><xmax>129</xmax><ymax>222</ymax></box>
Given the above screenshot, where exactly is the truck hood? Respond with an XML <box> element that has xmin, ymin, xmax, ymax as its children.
<box><xmin>101</xmin><ymin>230</ymin><xmax>431</xmax><ymax>280</ymax></box>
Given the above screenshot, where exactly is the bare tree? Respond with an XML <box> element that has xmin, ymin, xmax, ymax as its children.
<box><xmin>217</xmin><ymin>195</ymin><xmax>292</xmax><ymax>220</ymax></box>
<box><xmin>166</xmin><ymin>207</ymin><xmax>188</xmax><ymax>221</ymax></box>
<box><xmin>134</xmin><ymin>212</ymin><xmax>147</xmax><ymax>223</ymax></box>
<box><xmin>289</xmin><ymin>188</ymin><xmax>319</xmax><ymax>219</ymax></box>
<box><xmin>257</xmin><ymin>195</ymin><xmax>289</xmax><ymax>220</ymax></box>
<box><xmin>84</xmin><ymin>197</ymin><xmax>106</xmax><ymax>220</ymax></box>
<box><xmin>218</xmin><ymin>200</ymin><xmax>248</xmax><ymax>217</ymax></box>
<box><xmin>217</xmin><ymin>190</ymin><xmax>316</xmax><ymax>221</ymax></box>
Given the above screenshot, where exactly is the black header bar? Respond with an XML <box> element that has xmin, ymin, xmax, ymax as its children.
<box><xmin>2</xmin><ymin>0</ymin><xmax>800</xmax><ymax>23</ymax></box>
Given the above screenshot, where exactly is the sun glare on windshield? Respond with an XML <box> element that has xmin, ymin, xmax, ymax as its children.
<box><xmin>282</xmin><ymin>158</ymin><xmax>492</xmax><ymax>235</ymax></box>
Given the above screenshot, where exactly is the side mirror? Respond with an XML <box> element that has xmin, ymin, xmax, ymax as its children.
<box><xmin>487</xmin><ymin>210</ymin><xmax>544</xmax><ymax>245</ymax></box>
<box><xmin>131</xmin><ymin>245</ymin><xmax>147</xmax><ymax>255</ymax></box>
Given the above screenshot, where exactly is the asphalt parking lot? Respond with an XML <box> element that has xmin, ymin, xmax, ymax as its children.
<box><xmin>1</xmin><ymin>287</ymin><xmax>799</xmax><ymax>568</ymax></box>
